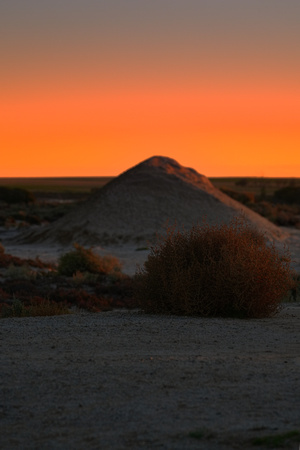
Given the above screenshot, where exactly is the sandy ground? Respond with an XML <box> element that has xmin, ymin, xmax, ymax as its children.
<box><xmin>1</xmin><ymin>306</ymin><xmax>300</xmax><ymax>450</ymax></box>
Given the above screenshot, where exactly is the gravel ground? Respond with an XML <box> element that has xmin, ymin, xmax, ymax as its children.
<box><xmin>1</xmin><ymin>305</ymin><xmax>300</xmax><ymax>450</ymax></box>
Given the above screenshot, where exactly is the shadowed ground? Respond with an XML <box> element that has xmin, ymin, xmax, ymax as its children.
<box><xmin>1</xmin><ymin>305</ymin><xmax>299</xmax><ymax>449</ymax></box>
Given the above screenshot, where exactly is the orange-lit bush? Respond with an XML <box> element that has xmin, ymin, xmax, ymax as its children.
<box><xmin>135</xmin><ymin>218</ymin><xmax>294</xmax><ymax>318</ymax></box>
<box><xmin>57</xmin><ymin>243</ymin><xmax>122</xmax><ymax>277</ymax></box>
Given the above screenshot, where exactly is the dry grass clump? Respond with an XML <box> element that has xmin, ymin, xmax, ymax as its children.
<box><xmin>135</xmin><ymin>218</ymin><xmax>294</xmax><ymax>318</ymax></box>
<box><xmin>57</xmin><ymin>243</ymin><xmax>122</xmax><ymax>277</ymax></box>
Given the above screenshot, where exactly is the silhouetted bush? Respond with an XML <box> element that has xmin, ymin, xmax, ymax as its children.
<box><xmin>57</xmin><ymin>243</ymin><xmax>122</xmax><ymax>277</ymax></box>
<box><xmin>273</xmin><ymin>186</ymin><xmax>300</xmax><ymax>205</ymax></box>
<box><xmin>0</xmin><ymin>186</ymin><xmax>35</xmax><ymax>204</ymax></box>
<box><xmin>135</xmin><ymin>218</ymin><xmax>294</xmax><ymax>318</ymax></box>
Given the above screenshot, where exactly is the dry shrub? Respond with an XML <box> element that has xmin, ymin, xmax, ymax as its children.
<box><xmin>57</xmin><ymin>243</ymin><xmax>122</xmax><ymax>277</ymax></box>
<box><xmin>135</xmin><ymin>218</ymin><xmax>294</xmax><ymax>318</ymax></box>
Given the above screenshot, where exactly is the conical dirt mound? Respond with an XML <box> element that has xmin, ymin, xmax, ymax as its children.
<box><xmin>16</xmin><ymin>156</ymin><xmax>289</xmax><ymax>246</ymax></box>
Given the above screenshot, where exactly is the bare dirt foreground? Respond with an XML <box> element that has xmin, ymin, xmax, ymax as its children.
<box><xmin>1</xmin><ymin>306</ymin><xmax>300</xmax><ymax>450</ymax></box>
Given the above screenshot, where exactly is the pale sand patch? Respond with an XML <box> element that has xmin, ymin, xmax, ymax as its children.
<box><xmin>1</xmin><ymin>306</ymin><xmax>300</xmax><ymax>449</ymax></box>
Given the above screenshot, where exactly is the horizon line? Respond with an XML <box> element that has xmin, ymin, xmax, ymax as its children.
<box><xmin>0</xmin><ymin>175</ymin><xmax>299</xmax><ymax>180</ymax></box>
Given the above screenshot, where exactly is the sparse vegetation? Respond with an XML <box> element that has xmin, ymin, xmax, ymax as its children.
<box><xmin>0</xmin><ymin>248</ymin><xmax>136</xmax><ymax>317</ymax></box>
<box><xmin>219</xmin><ymin>185</ymin><xmax>300</xmax><ymax>229</ymax></box>
<box><xmin>1</xmin><ymin>176</ymin><xmax>299</xmax><ymax>318</ymax></box>
<box><xmin>135</xmin><ymin>218</ymin><xmax>295</xmax><ymax>318</ymax></box>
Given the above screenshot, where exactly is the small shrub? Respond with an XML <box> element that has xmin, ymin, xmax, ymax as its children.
<box><xmin>57</xmin><ymin>243</ymin><xmax>122</xmax><ymax>276</ymax></box>
<box><xmin>134</xmin><ymin>218</ymin><xmax>295</xmax><ymax>318</ymax></box>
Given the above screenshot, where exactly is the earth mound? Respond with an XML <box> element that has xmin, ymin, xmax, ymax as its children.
<box><xmin>14</xmin><ymin>156</ymin><xmax>289</xmax><ymax>246</ymax></box>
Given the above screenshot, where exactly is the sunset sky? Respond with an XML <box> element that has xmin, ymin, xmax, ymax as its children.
<box><xmin>1</xmin><ymin>0</ymin><xmax>300</xmax><ymax>177</ymax></box>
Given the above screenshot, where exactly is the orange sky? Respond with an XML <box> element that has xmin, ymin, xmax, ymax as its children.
<box><xmin>1</xmin><ymin>1</ymin><xmax>300</xmax><ymax>177</ymax></box>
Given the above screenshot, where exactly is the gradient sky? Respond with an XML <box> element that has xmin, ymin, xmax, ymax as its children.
<box><xmin>1</xmin><ymin>0</ymin><xmax>300</xmax><ymax>177</ymax></box>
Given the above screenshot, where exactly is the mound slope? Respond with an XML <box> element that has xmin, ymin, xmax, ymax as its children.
<box><xmin>16</xmin><ymin>156</ymin><xmax>288</xmax><ymax>246</ymax></box>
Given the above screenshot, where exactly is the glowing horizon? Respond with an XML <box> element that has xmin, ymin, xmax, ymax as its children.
<box><xmin>1</xmin><ymin>0</ymin><xmax>299</xmax><ymax>178</ymax></box>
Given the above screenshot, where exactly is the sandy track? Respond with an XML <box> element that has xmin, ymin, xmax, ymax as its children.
<box><xmin>1</xmin><ymin>305</ymin><xmax>300</xmax><ymax>449</ymax></box>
